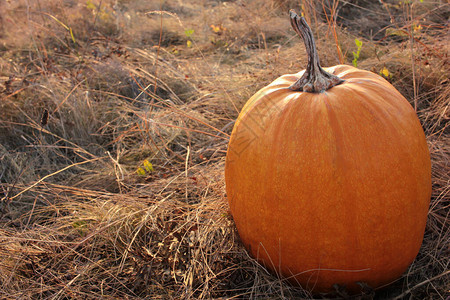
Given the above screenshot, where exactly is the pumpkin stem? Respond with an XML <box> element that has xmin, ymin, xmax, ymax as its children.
<box><xmin>289</xmin><ymin>10</ymin><xmax>344</xmax><ymax>92</ymax></box>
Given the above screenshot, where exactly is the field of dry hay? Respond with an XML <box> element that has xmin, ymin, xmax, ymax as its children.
<box><xmin>0</xmin><ymin>0</ymin><xmax>448</xmax><ymax>299</ymax></box>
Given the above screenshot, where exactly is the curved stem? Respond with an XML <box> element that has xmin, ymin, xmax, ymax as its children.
<box><xmin>289</xmin><ymin>10</ymin><xmax>344</xmax><ymax>93</ymax></box>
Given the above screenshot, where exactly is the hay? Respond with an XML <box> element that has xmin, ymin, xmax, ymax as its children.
<box><xmin>1</xmin><ymin>0</ymin><xmax>448</xmax><ymax>298</ymax></box>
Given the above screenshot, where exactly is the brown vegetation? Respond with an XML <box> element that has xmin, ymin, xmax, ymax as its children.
<box><xmin>0</xmin><ymin>0</ymin><xmax>448</xmax><ymax>299</ymax></box>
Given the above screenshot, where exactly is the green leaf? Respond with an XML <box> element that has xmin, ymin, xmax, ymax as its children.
<box><xmin>86</xmin><ymin>0</ymin><xmax>96</xmax><ymax>10</ymax></box>
<box><xmin>184</xmin><ymin>29</ymin><xmax>194</xmax><ymax>38</ymax></box>
<box><xmin>143</xmin><ymin>160</ymin><xmax>154</xmax><ymax>172</ymax></box>
<box><xmin>137</xmin><ymin>167</ymin><xmax>146</xmax><ymax>176</ymax></box>
<box><xmin>352</xmin><ymin>39</ymin><xmax>362</xmax><ymax>67</ymax></box>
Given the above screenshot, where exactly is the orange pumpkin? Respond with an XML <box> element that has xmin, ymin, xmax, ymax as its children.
<box><xmin>225</xmin><ymin>10</ymin><xmax>431</xmax><ymax>294</ymax></box>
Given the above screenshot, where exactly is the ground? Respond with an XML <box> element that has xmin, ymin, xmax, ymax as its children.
<box><xmin>0</xmin><ymin>0</ymin><xmax>449</xmax><ymax>299</ymax></box>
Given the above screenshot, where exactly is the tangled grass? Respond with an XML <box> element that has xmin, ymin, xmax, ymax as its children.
<box><xmin>0</xmin><ymin>0</ymin><xmax>448</xmax><ymax>299</ymax></box>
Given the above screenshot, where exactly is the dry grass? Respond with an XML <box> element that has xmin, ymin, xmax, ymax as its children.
<box><xmin>0</xmin><ymin>0</ymin><xmax>449</xmax><ymax>299</ymax></box>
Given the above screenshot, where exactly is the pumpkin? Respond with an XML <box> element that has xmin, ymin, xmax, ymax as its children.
<box><xmin>225</xmin><ymin>10</ymin><xmax>431</xmax><ymax>294</ymax></box>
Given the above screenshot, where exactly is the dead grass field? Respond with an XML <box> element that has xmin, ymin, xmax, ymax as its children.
<box><xmin>0</xmin><ymin>0</ymin><xmax>449</xmax><ymax>299</ymax></box>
